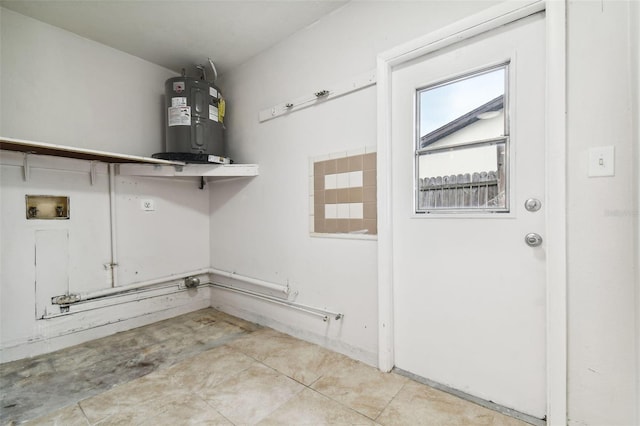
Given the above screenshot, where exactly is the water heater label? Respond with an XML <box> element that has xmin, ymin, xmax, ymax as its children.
<box><xmin>173</xmin><ymin>81</ymin><xmax>185</xmax><ymax>93</ymax></box>
<box><xmin>209</xmin><ymin>105</ymin><xmax>219</xmax><ymax>122</ymax></box>
<box><xmin>210</xmin><ymin>87</ymin><xmax>218</xmax><ymax>98</ymax></box>
<box><xmin>171</xmin><ymin>97</ymin><xmax>187</xmax><ymax>107</ymax></box>
<box><xmin>168</xmin><ymin>106</ymin><xmax>191</xmax><ymax>126</ymax></box>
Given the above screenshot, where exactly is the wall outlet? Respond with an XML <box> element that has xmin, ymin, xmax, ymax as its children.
<box><xmin>141</xmin><ymin>199</ymin><xmax>155</xmax><ymax>211</ymax></box>
<box><xmin>588</xmin><ymin>146</ymin><xmax>615</xmax><ymax>177</ymax></box>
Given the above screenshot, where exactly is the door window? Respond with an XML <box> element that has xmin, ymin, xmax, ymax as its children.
<box><xmin>416</xmin><ymin>64</ymin><xmax>509</xmax><ymax>212</ymax></box>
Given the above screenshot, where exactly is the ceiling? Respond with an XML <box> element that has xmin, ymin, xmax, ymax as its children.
<box><xmin>0</xmin><ymin>0</ymin><xmax>349</xmax><ymax>77</ymax></box>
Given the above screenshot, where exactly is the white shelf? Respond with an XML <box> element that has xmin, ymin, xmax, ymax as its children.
<box><xmin>0</xmin><ymin>136</ymin><xmax>182</xmax><ymax>165</ymax></box>
<box><xmin>117</xmin><ymin>163</ymin><xmax>259</xmax><ymax>178</ymax></box>
<box><xmin>0</xmin><ymin>136</ymin><xmax>259</xmax><ymax>179</ymax></box>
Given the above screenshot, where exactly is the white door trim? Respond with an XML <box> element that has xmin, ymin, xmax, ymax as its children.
<box><xmin>375</xmin><ymin>1</ymin><xmax>567</xmax><ymax>424</ymax></box>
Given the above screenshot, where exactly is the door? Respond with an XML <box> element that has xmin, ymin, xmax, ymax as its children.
<box><xmin>391</xmin><ymin>13</ymin><xmax>546</xmax><ymax>418</ymax></box>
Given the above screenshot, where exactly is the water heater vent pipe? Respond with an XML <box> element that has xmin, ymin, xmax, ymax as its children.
<box><xmin>208</xmin><ymin>58</ymin><xmax>218</xmax><ymax>83</ymax></box>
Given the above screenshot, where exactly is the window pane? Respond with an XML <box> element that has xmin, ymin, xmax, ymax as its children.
<box><xmin>416</xmin><ymin>65</ymin><xmax>508</xmax><ymax>212</ymax></box>
<box><xmin>417</xmin><ymin>141</ymin><xmax>506</xmax><ymax>210</ymax></box>
<box><xmin>418</xmin><ymin>67</ymin><xmax>505</xmax><ymax>149</ymax></box>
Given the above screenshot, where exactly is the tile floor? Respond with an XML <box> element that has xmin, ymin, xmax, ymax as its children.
<box><xmin>1</xmin><ymin>309</ymin><xmax>529</xmax><ymax>425</ymax></box>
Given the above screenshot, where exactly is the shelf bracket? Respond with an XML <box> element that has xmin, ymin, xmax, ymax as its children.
<box><xmin>89</xmin><ymin>161</ymin><xmax>98</xmax><ymax>186</ymax></box>
<box><xmin>22</xmin><ymin>153</ymin><xmax>30</xmax><ymax>182</ymax></box>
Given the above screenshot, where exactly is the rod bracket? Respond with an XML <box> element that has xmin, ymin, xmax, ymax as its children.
<box><xmin>51</xmin><ymin>293</ymin><xmax>81</xmax><ymax>305</ymax></box>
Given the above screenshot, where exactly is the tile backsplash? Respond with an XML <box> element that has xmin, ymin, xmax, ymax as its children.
<box><xmin>310</xmin><ymin>149</ymin><xmax>377</xmax><ymax>237</ymax></box>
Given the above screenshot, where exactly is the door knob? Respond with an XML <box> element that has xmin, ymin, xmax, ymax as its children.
<box><xmin>525</xmin><ymin>233</ymin><xmax>543</xmax><ymax>247</ymax></box>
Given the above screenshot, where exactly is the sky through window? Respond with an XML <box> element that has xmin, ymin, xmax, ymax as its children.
<box><xmin>419</xmin><ymin>67</ymin><xmax>505</xmax><ymax>137</ymax></box>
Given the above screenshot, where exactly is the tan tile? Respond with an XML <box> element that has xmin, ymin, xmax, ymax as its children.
<box><xmin>151</xmin><ymin>346</ymin><xmax>256</xmax><ymax>392</ymax></box>
<box><xmin>139</xmin><ymin>395</ymin><xmax>233</xmax><ymax>426</ymax></box>
<box><xmin>337</xmin><ymin>157</ymin><xmax>349</xmax><ymax>173</ymax></box>
<box><xmin>325</xmin><ymin>219</ymin><xmax>338</xmax><ymax>233</ymax></box>
<box><xmin>78</xmin><ymin>344</ymin><xmax>253</xmax><ymax>424</ymax></box>
<box><xmin>258</xmin><ymin>388</ymin><xmax>376</xmax><ymax>426</ymax></box>
<box><xmin>199</xmin><ymin>363</ymin><xmax>305</xmax><ymax>425</ymax></box>
<box><xmin>363</xmin><ymin>186</ymin><xmax>377</xmax><ymax>203</ymax></box>
<box><xmin>348</xmin><ymin>155</ymin><xmax>364</xmax><ymax>172</ymax></box>
<box><xmin>363</xmin><ymin>202</ymin><xmax>377</xmax><ymax>220</ymax></box>
<box><xmin>314</xmin><ymin>202</ymin><xmax>325</xmax><ymax>219</ymax></box>
<box><xmin>88</xmin><ymin>410</ymin><xmax>141</xmax><ymax>425</ymax></box>
<box><xmin>26</xmin><ymin>403</ymin><xmax>89</xmax><ymax>426</ymax></box>
<box><xmin>315</xmin><ymin>175</ymin><xmax>325</xmax><ymax>191</ymax></box>
<box><xmin>349</xmin><ymin>187</ymin><xmax>363</xmax><ymax>203</ymax></box>
<box><xmin>337</xmin><ymin>188</ymin><xmax>350</xmax><ymax>203</ymax></box>
<box><xmin>315</xmin><ymin>218</ymin><xmax>326</xmax><ymax>233</ymax></box>
<box><xmin>363</xmin><ymin>153</ymin><xmax>377</xmax><ymax>170</ymax></box>
<box><xmin>349</xmin><ymin>219</ymin><xmax>365</xmax><ymax>233</ymax></box>
<box><xmin>376</xmin><ymin>381</ymin><xmax>528</xmax><ymax>426</ymax></box>
<box><xmin>79</xmin><ymin>373</ymin><xmax>187</xmax><ymax>424</ymax></box>
<box><xmin>311</xmin><ymin>356</ymin><xmax>407</xmax><ymax>419</ymax></box>
<box><xmin>178</xmin><ymin>309</ymin><xmax>257</xmax><ymax>337</ymax></box>
<box><xmin>364</xmin><ymin>170</ymin><xmax>376</xmax><ymax>187</ymax></box>
<box><xmin>228</xmin><ymin>329</ymin><xmax>346</xmax><ymax>386</ymax></box>
<box><xmin>207</xmin><ymin>309</ymin><xmax>262</xmax><ymax>332</ymax></box>
<box><xmin>336</xmin><ymin>219</ymin><xmax>350</xmax><ymax>233</ymax></box>
<box><xmin>364</xmin><ymin>219</ymin><xmax>377</xmax><ymax>235</ymax></box>
<box><xmin>324</xmin><ymin>159</ymin><xmax>337</xmax><ymax>174</ymax></box>
<box><xmin>314</xmin><ymin>161</ymin><xmax>325</xmax><ymax>177</ymax></box>
<box><xmin>226</xmin><ymin>328</ymin><xmax>287</xmax><ymax>362</ymax></box>
<box><xmin>325</xmin><ymin>189</ymin><xmax>337</xmax><ymax>204</ymax></box>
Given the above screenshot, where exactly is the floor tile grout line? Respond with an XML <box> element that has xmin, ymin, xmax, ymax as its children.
<box><xmin>77</xmin><ymin>401</ymin><xmax>92</xmax><ymax>425</ymax></box>
<box><xmin>222</xmin><ymin>339</ymin><xmax>371</xmax><ymax>425</ymax></box>
<box><xmin>307</xmin><ymin>373</ymin><xmax>323</xmax><ymax>389</ymax></box>
<box><xmin>235</xmin><ymin>341</ymin><xmax>404</xmax><ymax>423</ymax></box>
<box><xmin>301</xmin><ymin>383</ymin><xmax>382</xmax><ymax>423</ymax></box>
<box><xmin>237</xmin><ymin>360</ymin><xmax>307</xmax><ymax>425</ymax></box>
<box><xmin>192</xmin><ymin>342</ymin><xmax>308</xmax><ymax>426</ymax></box>
<box><xmin>191</xmin><ymin>391</ymin><xmax>238</xmax><ymax>426</ymax></box>
<box><xmin>372</xmin><ymin>380</ymin><xmax>410</xmax><ymax>424</ymax></box>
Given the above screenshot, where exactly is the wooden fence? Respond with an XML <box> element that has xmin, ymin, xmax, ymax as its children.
<box><xmin>418</xmin><ymin>171</ymin><xmax>504</xmax><ymax>210</ymax></box>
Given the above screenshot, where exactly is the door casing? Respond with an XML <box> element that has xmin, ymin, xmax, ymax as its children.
<box><xmin>375</xmin><ymin>0</ymin><xmax>567</xmax><ymax>424</ymax></box>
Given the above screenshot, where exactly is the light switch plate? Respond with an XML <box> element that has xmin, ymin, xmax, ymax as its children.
<box><xmin>588</xmin><ymin>146</ymin><xmax>615</xmax><ymax>177</ymax></box>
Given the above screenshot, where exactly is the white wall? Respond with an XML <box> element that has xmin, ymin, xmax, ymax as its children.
<box><xmin>0</xmin><ymin>8</ymin><xmax>175</xmax><ymax>157</ymax></box>
<box><xmin>210</xmin><ymin>1</ymin><xmax>499</xmax><ymax>365</ymax></box>
<box><xmin>566</xmin><ymin>1</ymin><xmax>638</xmax><ymax>425</ymax></box>
<box><xmin>0</xmin><ymin>9</ymin><xmax>211</xmax><ymax>362</ymax></box>
<box><xmin>634</xmin><ymin>0</ymin><xmax>640</xmax><ymax>421</ymax></box>
<box><xmin>214</xmin><ymin>1</ymin><xmax>639</xmax><ymax>423</ymax></box>
<box><xmin>114</xmin><ymin>174</ymin><xmax>211</xmax><ymax>285</ymax></box>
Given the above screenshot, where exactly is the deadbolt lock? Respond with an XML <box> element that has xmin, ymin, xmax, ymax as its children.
<box><xmin>524</xmin><ymin>198</ymin><xmax>542</xmax><ymax>212</ymax></box>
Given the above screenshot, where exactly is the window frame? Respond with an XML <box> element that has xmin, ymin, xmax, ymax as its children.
<box><xmin>414</xmin><ymin>62</ymin><xmax>511</xmax><ymax>215</ymax></box>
